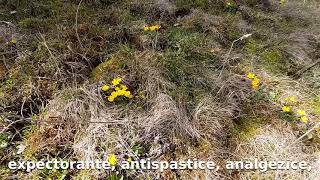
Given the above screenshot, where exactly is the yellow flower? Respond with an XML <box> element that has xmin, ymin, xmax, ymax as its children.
<box><xmin>282</xmin><ymin>106</ymin><xmax>291</xmax><ymax>113</ymax></box>
<box><xmin>107</xmin><ymin>96</ymin><xmax>115</xmax><ymax>102</ymax></box>
<box><xmin>154</xmin><ymin>25</ymin><xmax>161</xmax><ymax>30</ymax></box>
<box><xmin>144</xmin><ymin>25</ymin><xmax>161</xmax><ymax>32</ymax></box>
<box><xmin>252</xmin><ymin>84</ymin><xmax>259</xmax><ymax>90</ymax></box>
<box><xmin>285</xmin><ymin>96</ymin><xmax>297</xmax><ymax>103</ymax></box>
<box><xmin>111</xmin><ymin>77</ymin><xmax>122</xmax><ymax>86</ymax></box>
<box><xmin>121</xmin><ymin>85</ymin><xmax>128</xmax><ymax>91</ymax></box>
<box><xmin>10</xmin><ymin>38</ymin><xmax>17</xmax><ymax>44</ymax></box>
<box><xmin>279</xmin><ymin>0</ymin><xmax>285</xmax><ymax>6</ymax></box>
<box><xmin>149</xmin><ymin>26</ymin><xmax>156</xmax><ymax>31</ymax></box>
<box><xmin>300</xmin><ymin>116</ymin><xmax>308</xmax><ymax>123</ymax></box>
<box><xmin>111</xmin><ymin>91</ymin><xmax>118</xmax><ymax>97</ymax></box>
<box><xmin>117</xmin><ymin>90</ymin><xmax>126</xmax><ymax>96</ymax></box>
<box><xmin>297</xmin><ymin>109</ymin><xmax>306</xmax><ymax>116</ymax></box>
<box><xmin>115</xmin><ymin>87</ymin><xmax>120</xmax><ymax>91</ymax></box>
<box><xmin>127</xmin><ymin>157</ymin><xmax>133</xmax><ymax>163</ymax></box>
<box><xmin>246</xmin><ymin>73</ymin><xmax>255</xmax><ymax>79</ymax></box>
<box><xmin>124</xmin><ymin>91</ymin><xmax>133</xmax><ymax>98</ymax></box>
<box><xmin>251</xmin><ymin>77</ymin><xmax>260</xmax><ymax>90</ymax></box>
<box><xmin>108</xmin><ymin>154</ymin><xmax>117</xmax><ymax>166</ymax></box>
<box><xmin>252</xmin><ymin>77</ymin><xmax>260</xmax><ymax>84</ymax></box>
<box><xmin>101</xmin><ymin>85</ymin><xmax>110</xmax><ymax>91</ymax></box>
<box><xmin>289</xmin><ymin>96</ymin><xmax>296</xmax><ymax>102</ymax></box>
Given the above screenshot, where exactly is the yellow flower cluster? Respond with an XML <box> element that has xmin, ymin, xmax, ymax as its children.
<box><xmin>245</xmin><ymin>70</ymin><xmax>311</xmax><ymax>125</ymax></box>
<box><xmin>297</xmin><ymin>109</ymin><xmax>308</xmax><ymax>123</ymax></box>
<box><xmin>246</xmin><ymin>73</ymin><xmax>260</xmax><ymax>90</ymax></box>
<box><xmin>282</xmin><ymin>96</ymin><xmax>309</xmax><ymax>123</ymax></box>
<box><xmin>101</xmin><ymin>77</ymin><xmax>133</xmax><ymax>102</ymax></box>
<box><xmin>144</xmin><ymin>25</ymin><xmax>161</xmax><ymax>31</ymax></box>
<box><xmin>108</xmin><ymin>86</ymin><xmax>133</xmax><ymax>102</ymax></box>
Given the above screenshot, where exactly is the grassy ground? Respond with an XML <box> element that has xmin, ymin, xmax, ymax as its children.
<box><xmin>0</xmin><ymin>0</ymin><xmax>319</xmax><ymax>179</ymax></box>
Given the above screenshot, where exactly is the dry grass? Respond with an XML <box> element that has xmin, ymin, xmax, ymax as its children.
<box><xmin>234</xmin><ymin>121</ymin><xmax>320</xmax><ymax>179</ymax></box>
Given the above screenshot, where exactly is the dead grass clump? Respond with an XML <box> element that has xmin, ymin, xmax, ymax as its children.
<box><xmin>287</xmin><ymin>31</ymin><xmax>319</xmax><ymax>66</ymax></box>
<box><xmin>212</xmin><ymin>73</ymin><xmax>253</xmax><ymax>112</ymax></box>
<box><xmin>192</xmin><ymin>97</ymin><xmax>234</xmax><ymax>140</ymax></box>
<box><xmin>233</xmin><ymin>121</ymin><xmax>320</xmax><ymax>179</ymax></box>
<box><xmin>27</xmin><ymin>85</ymin><xmax>105</xmax><ymax>157</ymax></box>
<box><xmin>130</xmin><ymin>52</ymin><xmax>175</xmax><ymax>101</ymax></box>
<box><xmin>48</xmin><ymin>55</ymin><xmax>242</xmax><ymax>178</ymax></box>
<box><xmin>141</xmin><ymin>93</ymin><xmax>196</xmax><ymax>139</ymax></box>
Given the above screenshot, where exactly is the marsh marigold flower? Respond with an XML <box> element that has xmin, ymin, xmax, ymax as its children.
<box><xmin>246</xmin><ymin>73</ymin><xmax>255</xmax><ymax>79</ymax></box>
<box><xmin>154</xmin><ymin>25</ymin><xmax>161</xmax><ymax>30</ymax></box>
<box><xmin>284</xmin><ymin>96</ymin><xmax>297</xmax><ymax>103</ymax></box>
<box><xmin>282</xmin><ymin>106</ymin><xmax>291</xmax><ymax>113</ymax></box>
<box><xmin>112</xmin><ymin>77</ymin><xmax>122</xmax><ymax>86</ymax></box>
<box><xmin>107</xmin><ymin>96</ymin><xmax>115</xmax><ymax>102</ymax></box>
<box><xmin>120</xmin><ymin>85</ymin><xmax>128</xmax><ymax>91</ymax></box>
<box><xmin>300</xmin><ymin>116</ymin><xmax>308</xmax><ymax>123</ymax></box>
<box><xmin>108</xmin><ymin>154</ymin><xmax>117</xmax><ymax>166</ymax></box>
<box><xmin>124</xmin><ymin>91</ymin><xmax>133</xmax><ymax>98</ymax></box>
<box><xmin>101</xmin><ymin>85</ymin><xmax>110</xmax><ymax>91</ymax></box>
<box><xmin>104</xmin><ymin>77</ymin><xmax>133</xmax><ymax>102</ymax></box>
<box><xmin>144</xmin><ymin>25</ymin><xmax>161</xmax><ymax>32</ymax></box>
<box><xmin>297</xmin><ymin>109</ymin><xmax>306</xmax><ymax>116</ymax></box>
<box><xmin>251</xmin><ymin>77</ymin><xmax>260</xmax><ymax>90</ymax></box>
<box><xmin>10</xmin><ymin>38</ymin><xmax>17</xmax><ymax>44</ymax></box>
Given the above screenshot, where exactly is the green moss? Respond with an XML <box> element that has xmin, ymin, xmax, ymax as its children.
<box><xmin>260</xmin><ymin>48</ymin><xmax>293</xmax><ymax>74</ymax></box>
<box><xmin>232</xmin><ymin>116</ymin><xmax>266</xmax><ymax>141</ymax></box>
<box><xmin>311</xmin><ymin>96</ymin><xmax>320</xmax><ymax>115</ymax></box>
<box><xmin>245</xmin><ymin>39</ymin><xmax>260</xmax><ymax>54</ymax></box>
<box><xmin>0</xmin><ymin>65</ymin><xmax>33</xmax><ymax>105</ymax></box>
<box><xmin>233</xmin><ymin>123</ymin><xmax>259</xmax><ymax>141</ymax></box>
<box><xmin>262</xmin><ymin>49</ymin><xmax>281</xmax><ymax>63</ymax></box>
<box><xmin>18</xmin><ymin>18</ymin><xmax>47</xmax><ymax>29</ymax></box>
<box><xmin>91</xmin><ymin>59</ymin><xmax>116</xmax><ymax>81</ymax></box>
<box><xmin>90</xmin><ymin>44</ymin><xmax>134</xmax><ymax>82</ymax></box>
